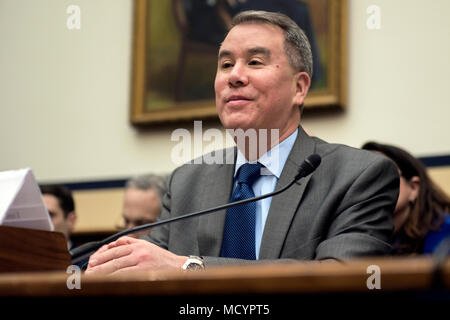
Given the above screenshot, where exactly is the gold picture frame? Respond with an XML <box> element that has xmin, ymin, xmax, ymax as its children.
<box><xmin>130</xmin><ymin>0</ymin><xmax>347</xmax><ymax>125</ymax></box>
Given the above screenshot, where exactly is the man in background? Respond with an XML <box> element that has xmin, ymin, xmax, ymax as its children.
<box><xmin>40</xmin><ymin>184</ymin><xmax>77</xmax><ymax>249</ymax></box>
<box><xmin>121</xmin><ymin>174</ymin><xmax>167</xmax><ymax>237</ymax></box>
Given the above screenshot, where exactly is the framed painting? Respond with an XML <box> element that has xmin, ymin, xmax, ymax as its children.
<box><xmin>130</xmin><ymin>0</ymin><xmax>347</xmax><ymax>125</ymax></box>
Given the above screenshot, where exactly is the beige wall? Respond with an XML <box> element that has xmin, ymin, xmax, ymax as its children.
<box><xmin>304</xmin><ymin>0</ymin><xmax>450</xmax><ymax>155</ymax></box>
<box><xmin>1</xmin><ymin>0</ymin><xmax>449</xmax><ymax>180</ymax></box>
<box><xmin>73</xmin><ymin>188</ymin><xmax>124</xmax><ymax>232</ymax></box>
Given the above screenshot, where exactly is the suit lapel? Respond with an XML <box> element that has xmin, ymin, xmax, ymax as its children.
<box><xmin>197</xmin><ymin>147</ymin><xmax>236</xmax><ymax>256</ymax></box>
<box><xmin>259</xmin><ymin>126</ymin><xmax>317</xmax><ymax>259</ymax></box>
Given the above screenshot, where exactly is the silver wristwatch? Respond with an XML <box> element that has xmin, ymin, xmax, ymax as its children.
<box><xmin>182</xmin><ymin>256</ymin><xmax>205</xmax><ymax>271</ymax></box>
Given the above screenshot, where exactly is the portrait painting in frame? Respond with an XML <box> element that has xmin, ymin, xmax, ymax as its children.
<box><xmin>130</xmin><ymin>0</ymin><xmax>347</xmax><ymax>124</ymax></box>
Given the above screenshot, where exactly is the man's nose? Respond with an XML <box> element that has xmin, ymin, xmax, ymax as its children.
<box><xmin>228</xmin><ymin>63</ymin><xmax>248</xmax><ymax>87</ymax></box>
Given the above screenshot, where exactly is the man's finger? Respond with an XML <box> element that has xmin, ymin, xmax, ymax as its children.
<box><xmin>88</xmin><ymin>244</ymin><xmax>134</xmax><ymax>268</ymax></box>
<box><xmin>87</xmin><ymin>244</ymin><xmax>110</xmax><ymax>268</ymax></box>
<box><xmin>110</xmin><ymin>265</ymin><xmax>141</xmax><ymax>276</ymax></box>
<box><xmin>85</xmin><ymin>252</ymin><xmax>139</xmax><ymax>275</ymax></box>
<box><xmin>107</xmin><ymin>236</ymin><xmax>139</xmax><ymax>249</ymax></box>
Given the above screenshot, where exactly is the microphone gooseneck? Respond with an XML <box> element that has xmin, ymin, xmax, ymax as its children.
<box><xmin>70</xmin><ymin>154</ymin><xmax>322</xmax><ymax>266</ymax></box>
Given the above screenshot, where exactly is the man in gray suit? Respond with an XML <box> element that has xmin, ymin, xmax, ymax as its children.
<box><xmin>86</xmin><ymin>11</ymin><xmax>399</xmax><ymax>274</ymax></box>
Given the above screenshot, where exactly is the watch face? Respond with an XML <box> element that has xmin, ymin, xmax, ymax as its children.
<box><xmin>183</xmin><ymin>257</ymin><xmax>204</xmax><ymax>271</ymax></box>
<box><xmin>186</xmin><ymin>262</ymin><xmax>203</xmax><ymax>270</ymax></box>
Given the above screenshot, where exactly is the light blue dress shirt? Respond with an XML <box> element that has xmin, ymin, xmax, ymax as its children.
<box><xmin>233</xmin><ymin>129</ymin><xmax>298</xmax><ymax>259</ymax></box>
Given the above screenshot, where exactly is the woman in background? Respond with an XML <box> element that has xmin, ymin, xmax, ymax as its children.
<box><xmin>362</xmin><ymin>142</ymin><xmax>450</xmax><ymax>254</ymax></box>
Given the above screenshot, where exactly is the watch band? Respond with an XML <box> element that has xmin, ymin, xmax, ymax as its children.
<box><xmin>182</xmin><ymin>256</ymin><xmax>205</xmax><ymax>271</ymax></box>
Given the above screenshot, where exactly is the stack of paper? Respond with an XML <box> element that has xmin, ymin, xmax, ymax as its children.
<box><xmin>0</xmin><ymin>168</ymin><xmax>54</xmax><ymax>231</ymax></box>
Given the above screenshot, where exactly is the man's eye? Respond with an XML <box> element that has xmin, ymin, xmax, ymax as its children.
<box><xmin>221</xmin><ymin>62</ymin><xmax>233</xmax><ymax>69</ymax></box>
<box><xmin>249</xmin><ymin>60</ymin><xmax>262</xmax><ymax>65</ymax></box>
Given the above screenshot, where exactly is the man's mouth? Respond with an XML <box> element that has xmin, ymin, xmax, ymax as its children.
<box><xmin>226</xmin><ymin>95</ymin><xmax>251</xmax><ymax>106</ymax></box>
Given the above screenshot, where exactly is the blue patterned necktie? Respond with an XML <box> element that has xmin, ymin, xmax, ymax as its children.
<box><xmin>220</xmin><ymin>162</ymin><xmax>262</xmax><ymax>260</ymax></box>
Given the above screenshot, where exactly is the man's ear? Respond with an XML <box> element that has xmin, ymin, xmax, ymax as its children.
<box><xmin>408</xmin><ymin>176</ymin><xmax>421</xmax><ymax>202</ymax></box>
<box><xmin>293</xmin><ymin>72</ymin><xmax>311</xmax><ymax>107</ymax></box>
<box><xmin>66</xmin><ymin>211</ymin><xmax>77</xmax><ymax>232</ymax></box>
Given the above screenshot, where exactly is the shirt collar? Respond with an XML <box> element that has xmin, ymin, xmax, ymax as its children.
<box><xmin>234</xmin><ymin>129</ymin><xmax>298</xmax><ymax>178</ymax></box>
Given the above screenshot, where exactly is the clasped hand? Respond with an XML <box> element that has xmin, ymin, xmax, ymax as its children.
<box><xmin>85</xmin><ymin>236</ymin><xmax>187</xmax><ymax>275</ymax></box>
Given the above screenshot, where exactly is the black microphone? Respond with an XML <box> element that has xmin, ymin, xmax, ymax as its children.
<box><xmin>70</xmin><ymin>154</ymin><xmax>322</xmax><ymax>266</ymax></box>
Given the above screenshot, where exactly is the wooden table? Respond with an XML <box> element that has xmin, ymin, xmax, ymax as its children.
<box><xmin>0</xmin><ymin>256</ymin><xmax>448</xmax><ymax>317</ymax></box>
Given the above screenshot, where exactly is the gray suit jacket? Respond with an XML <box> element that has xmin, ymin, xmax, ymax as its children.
<box><xmin>145</xmin><ymin>126</ymin><xmax>399</xmax><ymax>265</ymax></box>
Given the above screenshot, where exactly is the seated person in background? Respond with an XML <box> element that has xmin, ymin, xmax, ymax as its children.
<box><xmin>40</xmin><ymin>184</ymin><xmax>77</xmax><ymax>249</ymax></box>
<box><xmin>362</xmin><ymin>142</ymin><xmax>450</xmax><ymax>254</ymax></box>
<box><xmin>121</xmin><ymin>174</ymin><xmax>167</xmax><ymax>238</ymax></box>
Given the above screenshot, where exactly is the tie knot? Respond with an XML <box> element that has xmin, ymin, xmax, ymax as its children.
<box><xmin>236</xmin><ymin>162</ymin><xmax>262</xmax><ymax>186</ymax></box>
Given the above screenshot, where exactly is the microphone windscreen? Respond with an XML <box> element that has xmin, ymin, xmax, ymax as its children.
<box><xmin>305</xmin><ymin>154</ymin><xmax>321</xmax><ymax>171</ymax></box>
<box><xmin>296</xmin><ymin>154</ymin><xmax>321</xmax><ymax>179</ymax></box>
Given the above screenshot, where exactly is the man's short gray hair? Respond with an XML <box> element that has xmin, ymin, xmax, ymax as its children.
<box><xmin>125</xmin><ymin>174</ymin><xmax>167</xmax><ymax>200</ymax></box>
<box><xmin>231</xmin><ymin>10</ymin><xmax>313</xmax><ymax>79</ymax></box>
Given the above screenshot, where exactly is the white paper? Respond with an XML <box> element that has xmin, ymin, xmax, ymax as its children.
<box><xmin>0</xmin><ymin>168</ymin><xmax>54</xmax><ymax>231</ymax></box>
